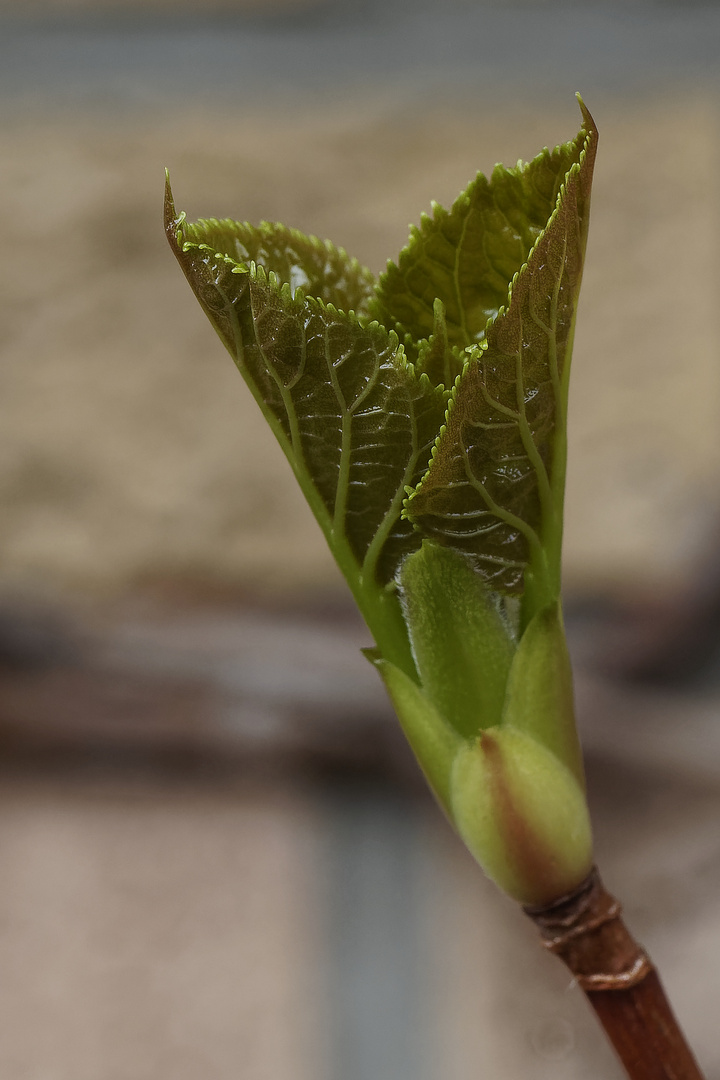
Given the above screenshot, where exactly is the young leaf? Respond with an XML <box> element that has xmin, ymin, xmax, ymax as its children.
<box><xmin>370</xmin><ymin>111</ymin><xmax>592</xmax><ymax>362</ymax></box>
<box><xmin>178</xmin><ymin>214</ymin><xmax>376</xmax><ymax>316</ymax></box>
<box><xmin>165</xmin><ymin>102</ymin><xmax>600</xmax><ymax>913</ymax></box>
<box><xmin>164</xmin><ymin>184</ymin><xmax>448</xmax><ymax>673</ymax></box>
<box><xmin>405</xmin><ymin>104</ymin><xmax>598</xmax><ymax>621</ymax></box>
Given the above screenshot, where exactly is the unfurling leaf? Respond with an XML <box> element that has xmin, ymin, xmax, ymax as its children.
<box><xmin>166</xmin><ymin>101</ymin><xmax>599</xmax><ymax>906</ymax></box>
<box><xmin>178</xmin><ymin>216</ymin><xmax>376</xmax><ymax>314</ymax></box>
<box><xmin>406</xmin><ymin>103</ymin><xmax>597</xmax><ymax>623</ymax></box>
<box><xmin>166</xmin><ymin>102</ymin><xmax>597</xmax><ymax>624</ymax></box>
<box><xmin>166</xmin><ymin>205</ymin><xmax>447</xmax><ymax>582</ymax></box>
<box><xmin>370</xmin><ymin>113</ymin><xmax>590</xmax><ymax>365</ymax></box>
<box><xmin>165</xmin><ymin>189</ymin><xmax>448</xmax><ymax>674</ymax></box>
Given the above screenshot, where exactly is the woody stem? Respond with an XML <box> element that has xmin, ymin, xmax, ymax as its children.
<box><xmin>524</xmin><ymin>868</ymin><xmax>705</xmax><ymax>1080</ymax></box>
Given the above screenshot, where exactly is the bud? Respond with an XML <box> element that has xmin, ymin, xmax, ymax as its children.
<box><xmin>450</xmin><ymin>726</ymin><xmax>593</xmax><ymax>906</ymax></box>
<box><xmin>367</xmin><ymin>541</ymin><xmax>594</xmax><ymax>907</ymax></box>
<box><xmin>372</xmin><ymin>653</ymin><xmax>461</xmax><ymax>815</ymax></box>
<box><xmin>398</xmin><ymin>541</ymin><xmax>516</xmax><ymax>738</ymax></box>
<box><xmin>501</xmin><ymin>600</ymin><xmax>585</xmax><ymax>785</ymax></box>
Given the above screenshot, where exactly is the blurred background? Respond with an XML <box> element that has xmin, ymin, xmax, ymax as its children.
<box><xmin>1</xmin><ymin>0</ymin><xmax>720</xmax><ymax>1077</ymax></box>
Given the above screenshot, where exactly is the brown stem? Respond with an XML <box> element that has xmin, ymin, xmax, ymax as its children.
<box><xmin>524</xmin><ymin>868</ymin><xmax>705</xmax><ymax>1080</ymax></box>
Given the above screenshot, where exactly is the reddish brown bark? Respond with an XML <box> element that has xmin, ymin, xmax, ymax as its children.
<box><xmin>525</xmin><ymin>868</ymin><xmax>705</xmax><ymax>1080</ymax></box>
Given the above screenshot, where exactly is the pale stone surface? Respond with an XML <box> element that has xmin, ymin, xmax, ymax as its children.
<box><xmin>0</xmin><ymin>608</ymin><xmax>717</xmax><ymax>1078</ymax></box>
<box><xmin>0</xmin><ymin>91</ymin><xmax>718</xmax><ymax>600</ymax></box>
<box><xmin>0</xmin><ymin>779</ymin><xmax>325</xmax><ymax>1080</ymax></box>
<box><xmin>2</xmin><ymin>728</ymin><xmax>718</xmax><ymax>1080</ymax></box>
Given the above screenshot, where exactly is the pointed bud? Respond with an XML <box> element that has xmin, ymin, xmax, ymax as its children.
<box><xmin>369</xmin><ymin>654</ymin><xmax>462</xmax><ymax>814</ymax></box>
<box><xmin>501</xmin><ymin>602</ymin><xmax>585</xmax><ymax>785</ymax></box>
<box><xmin>399</xmin><ymin>542</ymin><xmax>516</xmax><ymax>739</ymax></box>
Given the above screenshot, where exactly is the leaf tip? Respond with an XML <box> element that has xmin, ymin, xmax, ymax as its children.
<box><xmin>163</xmin><ymin>171</ymin><xmax>187</xmax><ymax>252</ymax></box>
<box><xmin>163</xmin><ymin>170</ymin><xmax>175</xmax><ymax>230</ymax></box>
<box><xmin>575</xmin><ymin>93</ymin><xmax>598</xmax><ymax>141</ymax></box>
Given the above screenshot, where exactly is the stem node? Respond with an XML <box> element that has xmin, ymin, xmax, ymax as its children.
<box><xmin>524</xmin><ymin>868</ymin><xmax>706</xmax><ymax>1080</ymax></box>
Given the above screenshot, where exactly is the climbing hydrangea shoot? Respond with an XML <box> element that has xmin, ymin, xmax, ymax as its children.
<box><xmin>166</xmin><ymin>98</ymin><xmax>598</xmax><ymax>906</ymax></box>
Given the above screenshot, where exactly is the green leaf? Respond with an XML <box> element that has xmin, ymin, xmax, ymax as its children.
<box><xmin>405</xmin><ymin>103</ymin><xmax>598</xmax><ymax>621</ymax></box>
<box><xmin>177</xmin><ymin>213</ymin><xmax>376</xmax><ymax>316</ymax></box>
<box><xmin>400</xmin><ymin>541</ymin><xmax>516</xmax><ymax>739</ymax></box>
<box><xmin>370</xmin><ymin>107</ymin><xmax>593</xmax><ymax>363</ymax></box>
<box><xmin>164</xmin><ymin>181</ymin><xmax>448</xmax><ymax>674</ymax></box>
<box><xmin>165</xmin><ymin>103</ymin><xmax>599</xmax><ymax>911</ymax></box>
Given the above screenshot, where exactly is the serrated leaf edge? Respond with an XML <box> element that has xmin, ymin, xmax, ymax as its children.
<box><xmin>402</xmin><ymin>110</ymin><xmax>597</xmax><ymax>578</ymax></box>
<box><xmin>179</xmin><ymin>214</ymin><xmax>375</xmax><ymax>315</ymax></box>
<box><xmin>373</xmin><ymin>117</ymin><xmax>593</xmax><ymax>347</ymax></box>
